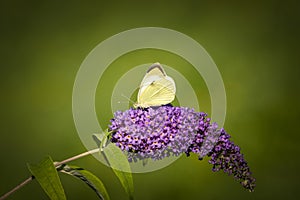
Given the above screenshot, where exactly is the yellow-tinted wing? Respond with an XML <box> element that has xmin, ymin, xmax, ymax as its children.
<box><xmin>138</xmin><ymin>76</ymin><xmax>176</xmax><ymax>107</ymax></box>
<box><xmin>135</xmin><ymin>62</ymin><xmax>176</xmax><ymax>108</ymax></box>
<box><xmin>138</xmin><ymin>64</ymin><xmax>166</xmax><ymax>96</ymax></box>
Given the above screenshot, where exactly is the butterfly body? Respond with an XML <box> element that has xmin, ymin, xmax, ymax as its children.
<box><xmin>134</xmin><ymin>63</ymin><xmax>176</xmax><ymax>108</ymax></box>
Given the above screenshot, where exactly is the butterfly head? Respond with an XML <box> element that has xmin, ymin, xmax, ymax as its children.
<box><xmin>133</xmin><ymin>102</ymin><xmax>148</xmax><ymax>108</ymax></box>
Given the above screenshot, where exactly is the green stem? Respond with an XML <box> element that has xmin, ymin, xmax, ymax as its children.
<box><xmin>0</xmin><ymin>148</ymin><xmax>100</xmax><ymax>200</ymax></box>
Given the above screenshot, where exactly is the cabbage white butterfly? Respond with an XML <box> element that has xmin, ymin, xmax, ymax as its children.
<box><xmin>134</xmin><ymin>63</ymin><xmax>176</xmax><ymax>108</ymax></box>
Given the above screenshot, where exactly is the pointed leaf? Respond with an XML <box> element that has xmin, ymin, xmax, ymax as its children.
<box><xmin>27</xmin><ymin>156</ymin><xmax>66</xmax><ymax>200</ymax></box>
<box><xmin>93</xmin><ymin>130</ymin><xmax>134</xmax><ymax>199</ymax></box>
<box><xmin>103</xmin><ymin>143</ymin><xmax>134</xmax><ymax>200</ymax></box>
<box><xmin>100</xmin><ymin>130</ymin><xmax>112</xmax><ymax>151</ymax></box>
<box><xmin>59</xmin><ymin>164</ymin><xmax>110</xmax><ymax>200</ymax></box>
<box><xmin>92</xmin><ymin>133</ymin><xmax>102</xmax><ymax>147</ymax></box>
<box><xmin>92</xmin><ymin>129</ymin><xmax>112</xmax><ymax>151</ymax></box>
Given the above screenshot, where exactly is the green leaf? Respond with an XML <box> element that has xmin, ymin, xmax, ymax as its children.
<box><xmin>92</xmin><ymin>129</ymin><xmax>112</xmax><ymax>151</ymax></box>
<box><xmin>103</xmin><ymin>143</ymin><xmax>134</xmax><ymax>200</ymax></box>
<box><xmin>93</xmin><ymin>130</ymin><xmax>134</xmax><ymax>199</ymax></box>
<box><xmin>92</xmin><ymin>133</ymin><xmax>102</xmax><ymax>147</ymax></box>
<box><xmin>27</xmin><ymin>156</ymin><xmax>66</xmax><ymax>200</ymax></box>
<box><xmin>100</xmin><ymin>130</ymin><xmax>112</xmax><ymax>150</ymax></box>
<box><xmin>59</xmin><ymin>164</ymin><xmax>110</xmax><ymax>200</ymax></box>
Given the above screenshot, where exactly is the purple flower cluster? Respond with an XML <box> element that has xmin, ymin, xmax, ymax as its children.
<box><xmin>207</xmin><ymin>128</ymin><xmax>256</xmax><ymax>192</ymax></box>
<box><xmin>109</xmin><ymin>105</ymin><xmax>256</xmax><ymax>191</ymax></box>
<box><xmin>110</xmin><ymin>105</ymin><xmax>203</xmax><ymax>161</ymax></box>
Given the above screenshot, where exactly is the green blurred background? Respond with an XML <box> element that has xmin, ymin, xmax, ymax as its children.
<box><xmin>0</xmin><ymin>0</ymin><xmax>299</xmax><ymax>199</ymax></box>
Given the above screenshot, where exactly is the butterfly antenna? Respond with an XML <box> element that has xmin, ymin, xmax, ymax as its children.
<box><xmin>121</xmin><ymin>94</ymin><xmax>135</xmax><ymax>104</ymax></box>
<box><xmin>117</xmin><ymin>100</ymin><xmax>129</xmax><ymax>104</ymax></box>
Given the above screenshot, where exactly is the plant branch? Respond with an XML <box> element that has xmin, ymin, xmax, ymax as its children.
<box><xmin>0</xmin><ymin>176</ymin><xmax>33</xmax><ymax>200</ymax></box>
<box><xmin>54</xmin><ymin>148</ymin><xmax>100</xmax><ymax>167</ymax></box>
<box><xmin>0</xmin><ymin>148</ymin><xmax>100</xmax><ymax>200</ymax></box>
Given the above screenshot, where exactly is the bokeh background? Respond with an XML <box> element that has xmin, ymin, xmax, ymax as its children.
<box><xmin>0</xmin><ymin>0</ymin><xmax>299</xmax><ymax>199</ymax></box>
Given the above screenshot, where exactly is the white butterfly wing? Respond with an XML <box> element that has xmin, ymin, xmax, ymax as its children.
<box><xmin>138</xmin><ymin>77</ymin><xmax>176</xmax><ymax>107</ymax></box>
<box><xmin>138</xmin><ymin>65</ymin><xmax>165</xmax><ymax>99</ymax></box>
<box><xmin>137</xmin><ymin>63</ymin><xmax>176</xmax><ymax>107</ymax></box>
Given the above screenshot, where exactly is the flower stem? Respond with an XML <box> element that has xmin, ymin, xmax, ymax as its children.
<box><xmin>0</xmin><ymin>176</ymin><xmax>33</xmax><ymax>200</ymax></box>
<box><xmin>54</xmin><ymin>148</ymin><xmax>100</xmax><ymax>167</ymax></box>
<box><xmin>0</xmin><ymin>148</ymin><xmax>100</xmax><ymax>200</ymax></box>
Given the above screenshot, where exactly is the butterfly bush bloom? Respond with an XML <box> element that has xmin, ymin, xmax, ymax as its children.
<box><xmin>109</xmin><ymin>105</ymin><xmax>256</xmax><ymax>192</ymax></box>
